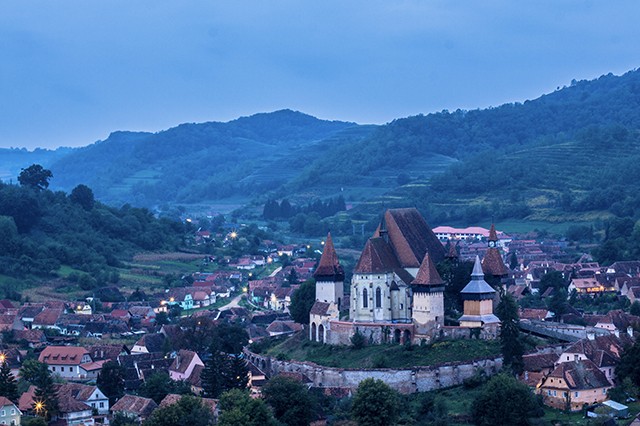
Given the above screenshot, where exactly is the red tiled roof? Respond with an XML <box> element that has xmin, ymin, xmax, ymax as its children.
<box><xmin>375</xmin><ymin>208</ymin><xmax>445</xmax><ymax>267</ymax></box>
<box><xmin>482</xmin><ymin>248</ymin><xmax>508</xmax><ymax>277</ymax></box>
<box><xmin>170</xmin><ymin>350</ymin><xmax>199</xmax><ymax>375</ymax></box>
<box><xmin>354</xmin><ymin>237</ymin><xmax>401</xmax><ymax>274</ymax></box>
<box><xmin>39</xmin><ymin>346</ymin><xmax>90</xmax><ymax>365</ymax></box>
<box><xmin>310</xmin><ymin>301</ymin><xmax>331</xmax><ymax>316</ymax></box>
<box><xmin>314</xmin><ymin>233</ymin><xmax>345</xmax><ymax>282</ymax></box>
<box><xmin>33</xmin><ymin>308</ymin><xmax>63</xmax><ymax>326</ymax></box>
<box><xmin>412</xmin><ymin>253</ymin><xmax>444</xmax><ymax>287</ymax></box>
<box><xmin>546</xmin><ymin>359</ymin><xmax>611</xmax><ymax>390</ymax></box>
<box><xmin>111</xmin><ymin>394</ymin><xmax>157</xmax><ymax>417</ymax></box>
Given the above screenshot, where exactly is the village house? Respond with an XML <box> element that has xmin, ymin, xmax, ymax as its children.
<box><xmin>56</xmin><ymin>383</ymin><xmax>110</xmax><ymax>415</ymax></box>
<box><xmin>538</xmin><ymin>359</ymin><xmax>612</xmax><ymax>411</ymax></box>
<box><xmin>557</xmin><ymin>332</ymin><xmax>632</xmax><ymax>382</ymax></box>
<box><xmin>168</xmin><ymin>350</ymin><xmax>204</xmax><ymax>382</ymax></box>
<box><xmin>0</xmin><ymin>396</ymin><xmax>21</xmax><ymax>426</ymax></box>
<box><xmin>38</xmin><ymin>346</ymin><xmax>97</xmax><ymax>380</ymax></box>
<box><xmin>111</xmin><ymin>394</ymin><xmax>157</xmax><ymax>423</ymax></box>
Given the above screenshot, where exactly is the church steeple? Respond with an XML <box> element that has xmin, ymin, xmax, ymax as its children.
<box><xmin>481</xmin><ymin>224</ymin><xmax>508</xmax><ymax>277</ymax></box>
<box><xmin>314</xmin><ymin>232</ymin><xmax>344</xmax><ymax>282</ymax></box>
<box><xmin>314</xmin><ymin>232</ymin><xmax>345</xmax><ymax>308</ymax></box>
<box><xmin>412</xmin><ymin>253</ymin><xmax>444</xmax><ymax>288</ymax></box>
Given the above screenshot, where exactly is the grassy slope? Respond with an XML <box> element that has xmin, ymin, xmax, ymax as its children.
<box><xmin>265</xmin><ymin>332</ymin><xmax>500</xmax><ymax>369</ymax></box>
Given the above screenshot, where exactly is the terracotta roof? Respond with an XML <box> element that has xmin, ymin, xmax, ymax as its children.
<box><xmin>134</xmin><ymin>333</ymin><xmax>166</xmax><ymax>353</ymax></box>
<box><xmin>412</xmin><ymin>253</ymin><xmax>445</xmax><ymax>287</ymax></box>
<box><xmin>310</xmin><ymin>301</ymin><xmax>331</xmax><ymax>316</ymax></box>
<box><xmin>482</xmin><ymin>247</ymin><xmax>508</xmax><ymax>278</ymax></box>
<box><xmin>446</xmin><ymin>242</ymin><xmax>459</xmax><ymax>259</ymax></box>
<box><xmin>488</xmin><ymin>223</ymin><xmax>498</xmax><ymax>241</ymax></box>
<box><xmin>159</xmin><ymin>394</ymin><xmax>217</xmax><ymax>414</ymax></box>
<box><xmin>188</xmin><ymin>364</ymin><xmax>204</xmax><ymax>387</ymax></box>
<box><xmin>0</xmin><ymin>396</ymin><xmax>16</xmax><ymax>409</ymax></box>
<box><xmin>314</xmin><ymin>233</ymin><xmax>345</xmax><ymax>282</ymax></box>
<box><xmin>564</xmin><ymin>334</ymin><xmax>632</xmax><ymax>367</ymax></box>
<box><xmin>522</xmin><ymin>353</ymin><xmax>558</xmax><ymax>372</ymax></box>
<box><xmin>55</xmin><ymin>383</ymin><xmax>99</xmax><ymax>402</ymax></box>
<box><xmin>354</xmin><ymin>237</ymin><xmax>401</xmax><ymax>274</ymax></box>
<box><xmin>170</xmin><ymin>350</ymin><xmax>200</xmax><ymax>375</ymax></box>
<box><xmin>0</xmin><ymin>300</ymin><xmax>15</xmax><ymax>309</ymax></box>
<box><xmin>39</xmin><ymin>346</ymin><xmax>90</xmax><ymax>365</ymax></box>
<box><xmin>111</xmin><ymin>394</ymin><xmax>157</xmax><ymax>417</ymax></box>
<box><xmin>519</xmin><ymin>308</ymin><xmax>549</xmax><ymax>321</ymax></box>
<box><xmin>375</xmin><ymin>208</ymin><xmax>445</xmax><ymax>267</ymax></box>
<box><xmin>33</xmin><ymin>308</ymin><xmax>63</xmax><ymax>326</ymax></box>
<box><xmin>266</xmin><ymin>320</ymin><xmax>303</xmax><ymax>334</ymax></box>
<box><xmin>18</xmin><ymin>385</ymin><xmax>36</xmax><ymax>411</ymax></box>
<box><xmin>546</xmin><ymin>359</ymin><xmax>611</xmax><ymax>390</ymax></box>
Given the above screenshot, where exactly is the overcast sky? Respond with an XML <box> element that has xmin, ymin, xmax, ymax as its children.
<box><xmin>1</xmin><ymin>1</ymin><xmax>639</xmax><ymax>149</ymax></box>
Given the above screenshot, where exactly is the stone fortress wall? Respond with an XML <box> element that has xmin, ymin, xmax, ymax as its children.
<box><xmin>245</xmin><ymin>348</ymin><xmax>503</xmax><ymax>394</ymax></box>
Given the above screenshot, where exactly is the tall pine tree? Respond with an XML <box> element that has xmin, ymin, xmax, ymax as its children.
<box><xmin>495</xmin><ymin>291</ymin><xmax>524</xmax><ymax>375</ymax></box>
<box><xmin>33</xmin><ymin>366</ymin><xmax>59</xmax><ymax>421</ymax></box>
<box><xmin>0</xmin><ymin>359</ymin><xmax>18</xmax><ymax>401</ymax></box>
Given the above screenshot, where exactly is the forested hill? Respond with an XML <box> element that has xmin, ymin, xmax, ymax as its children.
<box><xmin>283</xmin><ymin>69</ymin><xmax>640</xmax><ymax>228</ymax></box>
<box><xmin>295</xmin><ymin>70</ymin><xmax>640</xmax><ymax>189</ymax></box>
<box><xmin>48</xmin><ymin>110</ymin><xmax>361</xmax><ymax>206</ymax></box>
<box><xmin>0</xmin><ymin>180</ymin><xmax>186</xmax><ymax>299</ymax></box>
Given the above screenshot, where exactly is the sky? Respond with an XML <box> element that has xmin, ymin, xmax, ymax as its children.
<box><xmin>1</xmin><ymin>1</ymin><xmax>640</xmax><ymax>150</ymax></box>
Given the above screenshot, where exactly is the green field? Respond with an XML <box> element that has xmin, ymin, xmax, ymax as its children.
<box><xmin>264</xmin><ymin>333</ymin><xmax>501</xmax><ymax>369</ymax></box>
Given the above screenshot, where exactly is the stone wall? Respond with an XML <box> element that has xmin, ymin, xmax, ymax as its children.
<box><xmin>245</xmin><ymin>349</ymin><xmax>503</xmax><ymax>394</ymax></box>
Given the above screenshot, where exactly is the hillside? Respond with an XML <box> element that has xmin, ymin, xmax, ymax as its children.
<box><xmin>291</xmin><ymin>70</ymin><xmax>640</xmax><ymax>227</ymax></box>
<box><xmin>48</xmin><ymin>110</ymin><xmax>361</xmax><ymax>207</ymax></box>
<box><xmin>5</xmin><ymin>69</ymin><xmax>640</xmax><ymax>229</ymax></box>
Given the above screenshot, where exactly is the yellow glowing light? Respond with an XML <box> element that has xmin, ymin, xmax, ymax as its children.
<box><xmin>242</xmin><ymin>287</ymin><xmax>248</xmax><ymax>293</ymax></box>
<box><xmin>267</xmin><ymin>257</ymin><xmax>273</xmax><ymax>264</ymax></box>
<box><xmin>169</xmin><ymin>297</ymin><xmax>175</xmax><ymax>303</ymax></box>
<box><xmin>248</xmin><ymin>272</ymin><xmax>252</xmax><ymax>277</ymax></box>
<box><xmin>230</xmin><ymin>231</ymin><xmax>238</xmax><ymax>239</ymax></box>
<box><xmin>306</xmin><ymin>245</ymin><xmax>311</xmax><ymax>249</ymax></box>
<box><xmin>186</xmin><ymin>218</ymin><xmax>192</xmax><ymax>223</ymax></box>
<box><xmin>0</xmin><ymin>352</ymin><xmax>6</xmax><ymax>364</ymax></box>
<box><xmin>321</xmin><ymin>241</ymin><xmax>325</xmax><ymax>245</ymax></box>
<box><xmin>34</xmin><ymin>400</ymin><xmax>45</xmax><ymax>413</ymax></box>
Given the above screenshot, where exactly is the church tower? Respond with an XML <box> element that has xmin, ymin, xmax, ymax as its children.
<box><xmin>459</xmin><ymin>256</ymin><xmax>500</xmax><ymax>328</ymax></box>
<box><xmin>411</xmin><ymin>253</ymin><xmax>445</xmax><ymax>333</ymax></box>
<box><xmin>314</xmin><ymin>233</ymin><xmax>345</xmax><ymax>309</ymax></box>
<box><xmin>481</xmin><ymin>224</ymin><xmax>508</xmax><ymax>282</ymax></box>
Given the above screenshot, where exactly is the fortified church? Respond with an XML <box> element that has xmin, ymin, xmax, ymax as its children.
<box><xmin>310</xmin><ymin>208</ymin><xmax>505</xmax><ymax>345</ymax></box>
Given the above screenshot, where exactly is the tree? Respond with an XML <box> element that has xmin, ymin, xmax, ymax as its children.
<box><xmin>262</xmin><ymin>376</ymin><xmax>312</xmax><ymax>426</ymax></box>
<box><xmin>471</xmin><ymin>373</ymin><xmax>539</xmax><ymax>426</ymax></box>
<box><xmin>218</xmin><ymin>389</ymin><xmax>278</xmax><ymax>426</ymax></box>
<box><xmin>616</xmin><ymin>339</ymin><xmax>640</xmax><ymax>389</ymax></box>
<box><xmin>539</xmin><ymin>271</ymin><xmax>565</xmax><ymax>295</ymax></box>
<box><xmin>351</xmin><ymin>378</ymin><xmax>399</xmax><ymax>426</ymax></box>
<box><xmin>631</xmin><ymin>301</ymin><xmax>640</xmax><ymax>317</ymax></box>
<box><xmin>19</xmin><ymin>359</ymin><xmax>48</xmax><ymax>385</ymax></box>
<box><xmin>69</xmin><ymin>184</ymin><xmax>95</xmax><ymax>210</ymax></box>
<box><xmin>201</xmin><ymin>350</ymin><xmax>248</xmax><ymax>398</ymax></box>
<box><xmin>0</xmin><ymin>359</ymin><xmax>18</xmax><ymax>401</ymax></box>
<box><xmin>96</xmin><ymin>361</ymin><xmax>125</xmax><ymax>405</ymax></box>
<box><xmin>111</xmin><ymin>412</ymin><xmax>139</xmax><ymax>426</ymax></box>
<box><xmin>18</xmin><ymin>164</ymin><xmax>53</xmax><ymax>190</ymax></box>
<box><xmin>139</xmin><ymin>372</ymin><xmax>191</xmax><ymax>404</ymax></box>
<box><xmin>223</xmin><ymin>355</ymin><xmax>249</xmax><ymax>392</ymax></box>
<box><xmin>508</xmin><ymin>252</ymin><xmax>518</xmax><ymax>270</ymax></box>
<box><xmin>289</xmin><ymin>279</ymin><xmax>316</xmax><ymax>324</ymax></box>
<box><xmin>142</xmin><ymin>396</ymin><xmax>213</xmax><ymax>426</ymax></box>
<box><xmin>495</xmin><ymin>292</ymin><xmax>524</xmax><ymax>375</ymax></box>
<box><xmin>33</xmin><ymin>365</ymin><xmax>59</xmax><ymax>421</ymax></box>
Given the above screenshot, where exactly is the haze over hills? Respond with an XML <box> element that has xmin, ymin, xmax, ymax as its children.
<box><xmin>3</xmin><ymin>69</ymin><xmax>640</xmax><ymax>227</ymax></box>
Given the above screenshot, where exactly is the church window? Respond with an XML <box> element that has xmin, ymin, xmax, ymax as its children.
<box><xmin>375</xmin><ymin>287</ymin><xmax>382</xmax><ymax>308</ymax></box>
<box><xmin>363</xmin><ymin>288</ymin><xmax>368</xmax><ymax>308</ymax></box>
<box><xmin>400</xmin><ymin>303</ymin><xmax>404</xmax><ymax>310</ymax></box>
